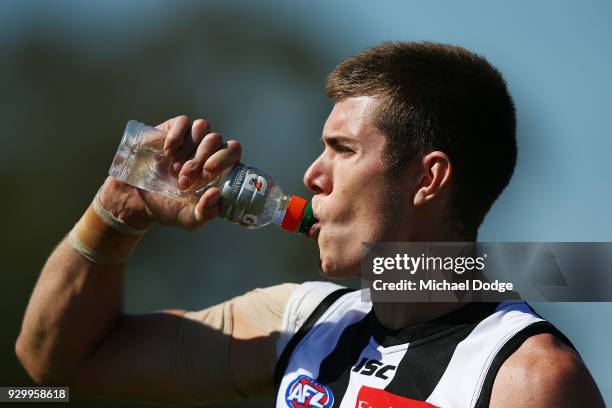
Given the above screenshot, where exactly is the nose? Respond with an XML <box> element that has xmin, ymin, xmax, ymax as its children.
<box><xmin>303</xmin><ymin>153</ymin><xmax>332</xmax><ymax>195</ymax></box>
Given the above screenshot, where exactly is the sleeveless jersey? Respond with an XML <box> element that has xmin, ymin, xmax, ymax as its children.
<box><xmin>274</xmin><ymin>281</ymin><xmax>573</xmax><ymax>408</ymax></box>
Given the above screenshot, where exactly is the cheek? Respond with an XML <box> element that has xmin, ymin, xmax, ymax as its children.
<box><xmin>325</xmin><ymin>187</ymin><xmax>357</xmax><ymax>223</ymax></box>
<box><xmin>323</xmin><ymin>169</ymin><xmax>392</xmax><ymax>237</ymax></box>
<box><xmin>327</xmin><ymin>170</ymin><xmax>385</xmax><ymax>220</ymax></box>
<box><xmin>316</xmin><ymin>161</ymin><xmax>395</xmax><ymax>268</ymax></box>
<box><xmin>318</xmin><ymin>223</ymin><xmax>383</xmax><ymax>277</ymax></box>
<box><xmin>318</xmin><ymin>200</ymin><xmax>387</xmax><ymax>263</ymax></box>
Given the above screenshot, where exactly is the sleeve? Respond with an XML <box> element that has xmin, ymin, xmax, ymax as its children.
<box><xmin>275</xmin><ymin>280</ymin><xmax>348</xmax><ymax>357</ymax></box>
<box><xmin>174</xmin><ymin>283</ymin><xmax>298</xmax><ymax>404</ymax></box>
<box><xmin>174</xmin><ymin>281</ymin><xmax>344</xmax><ymax>404</ymax></box>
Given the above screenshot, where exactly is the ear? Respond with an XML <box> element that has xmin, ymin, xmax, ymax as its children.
<box><xmin>413</xmin><ymin>151</ymin><xmax>452</xmax><ymax>207</ymax></box>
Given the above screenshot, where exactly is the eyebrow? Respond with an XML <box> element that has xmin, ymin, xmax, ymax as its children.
<box><xmin>321</xmin><ymin>135</ymin><xmax>358</xmax><ymax>146</ymax></box>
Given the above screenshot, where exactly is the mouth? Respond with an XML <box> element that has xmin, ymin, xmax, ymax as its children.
<box><xmin>307</xmin><ymin>202</ymin><xmax>321</xmax><ymax>239</ymax></box>
<box><xmin>307</xmin><ymin>222</ymin><xmax>321</xmax><ymax>239</ymax></box>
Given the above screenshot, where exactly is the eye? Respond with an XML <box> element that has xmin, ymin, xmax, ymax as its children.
<box><xmin>320</xmin><ymin>137</ymin><xmax>355</xmax><ymax>156</ymax></box>
<box><xmin>334</xmin><ymin>145</ymin><xmax>354</xmax><ymax>155</ymax></box>
<box><xmin>327</xmin><ymin>140</ymin><xmax>354</xmax><ymax>155</ymax></box>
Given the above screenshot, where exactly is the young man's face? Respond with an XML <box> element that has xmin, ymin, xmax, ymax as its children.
<box><xmin>304</xmin><ymin>96</ymin><xmax>411</xmax><ymax>277</ymax></box>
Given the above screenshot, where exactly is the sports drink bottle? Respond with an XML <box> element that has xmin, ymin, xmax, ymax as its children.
<box><xmin>108</xmin><ymin>120</ymin><xmax>315</xmax><ymax>234</ymax></box>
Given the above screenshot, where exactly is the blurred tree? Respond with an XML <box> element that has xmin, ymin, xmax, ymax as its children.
<box><xmin>0</xmin><ymin>5</ymin><xmax>341</xmax><ymax>407</ymax></box>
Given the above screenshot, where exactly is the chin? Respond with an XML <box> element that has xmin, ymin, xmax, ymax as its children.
<box><xmin>317</xmin><ymin>256</ymin><xmax>361</xmax><ymax>279</ymax></box>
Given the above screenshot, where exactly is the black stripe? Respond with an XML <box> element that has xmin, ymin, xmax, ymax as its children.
<box><xmin>315</xmin><ymin>311</ymin><xmax>373</xmax><ymax>404</ymax></box>
<box><xmin>474</xmin><ymin>321</ymin><xmax>577</xmax><ymax>408</ymax></box>
<box><xmin>524</xmin><ymin>303</ymin><xmax>576</xmax><ymax>351</ymax></box>
<box><xmin>273</xmin><ymin>287</ymin><xmax>354</xmax><ymax>387</ymax></box>
<box><xmin>384</xmin><ymin>302</ymin><xmax>499</xmax><ymax>401</ymax></box>
<box><xmin>370</xmin><ymin>302</ymin><xmax>499</xmax><ymax>347</ymax></box>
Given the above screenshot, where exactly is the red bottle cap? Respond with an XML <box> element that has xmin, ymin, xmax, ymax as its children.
<box><xmin>281</xmin><ymin>195</ymin><xmax>308</xmax><ymax>232</ymax></box>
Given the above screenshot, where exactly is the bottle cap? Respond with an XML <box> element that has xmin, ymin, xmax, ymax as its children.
<box><xmin>281</xmin><ymin>195</ymin><xmax>308</xmax><ymax>232</ymax></box>
<box><xmin>298</xmin><ymin>202</ymin><xmax>315</xmax><ymax>234</ymax></box>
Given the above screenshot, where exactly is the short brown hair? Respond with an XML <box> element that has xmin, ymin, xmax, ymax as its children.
<box><xmin>327</xmin><ymin>41</ymin><xmax>517</xmax><ymax>233</ymax></box>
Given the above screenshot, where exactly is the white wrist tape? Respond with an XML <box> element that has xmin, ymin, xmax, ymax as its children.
<box><xmin>67</xmin><ymin>188</ymin><xmax>149</xmax><ymax>264</ymax></box>
<box><xmin>68</xmin><ymin>228</ymin><xmax>127</xmax><ymax>264</ymax></box>
<box><xmin>92</xmin><ymin>189</ymin><xmax>149</xmax><ymax>236</ymax></box>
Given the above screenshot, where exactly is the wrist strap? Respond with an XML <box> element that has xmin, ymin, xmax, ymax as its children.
<box><xmin>68</xmin><ymin>188</ymin><xmax>149</xmax><ymax>264</ymax></box>
<box><xmin>92</xmin><ymin>188</ymin><xmax>149</xmax><ymax>236</ymax></box>
<box><xmin>68</xmin><ymin>228</ymin><xmax>129</xmax><ymax>264</ymax></box>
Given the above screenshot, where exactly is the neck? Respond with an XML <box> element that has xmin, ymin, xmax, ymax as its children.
<box><xmin>375</xmin><ymin>210</ymin><xmax>478</xmax><ymax>328</ymax></box>
<box><xmin>409</xmin><ymin>224</ymin><xmax>478</xmax><ymax>243</ymax></box>
<box><xmin>372</xmin><ymin>301</ymin><xmax>465</xmax><ymax>330</ymax></box>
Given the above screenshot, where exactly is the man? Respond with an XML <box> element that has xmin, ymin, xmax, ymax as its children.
<box><xmin>16</xmin><ymin>42</ymin><xmax>604</xmax><ymax>407</ymax></box>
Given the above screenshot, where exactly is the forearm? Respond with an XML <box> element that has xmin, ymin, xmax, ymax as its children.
<box><xmin>16</xmin><ymin>182</ymin><xmax>148</xmax><ymax>384</ymax></box>
<box><xmin>16</xmin><ymin>236</ymin><xmax>126</xmax><ymax>383</ymax></box>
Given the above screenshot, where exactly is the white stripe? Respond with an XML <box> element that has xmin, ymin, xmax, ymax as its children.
<box><xmin>277</xmin><ymin>289</ymin><xmax>371</xmax><ymax>407</ymax></box>
<box><xmin>339</xmin><ymin>338</ymin><xmax>409</xmax><ymax>408</ymax></box>
<box><xmin>277</xmin><ymin>281</ymin><xmax>346</xmax><ymax>357</ymax></box>
<box><xmin>426</xmin><ymin>301</ymin><xmax>543</xmax><ymax>408</ymax></box>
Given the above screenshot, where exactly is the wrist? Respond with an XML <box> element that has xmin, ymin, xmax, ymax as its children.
<box><xmin>68</xmin><ymin>180</ymin><xmax>151</xmax><ymax>264</ymax></box>
<box><xmin>98</xmin><ymin>177</ymin><xmax>153</xmax><ymax>229</ymax></box>
<box><xmin>69</xmin><ymin>204</ymin><xmax>144</xmax><ymax>264</ymax></box>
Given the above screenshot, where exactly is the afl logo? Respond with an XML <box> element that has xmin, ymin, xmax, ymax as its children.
<box><xmin>285</xmin><ymin>375</ymin><xmax>334</xmax><ymax>408</ymax></box>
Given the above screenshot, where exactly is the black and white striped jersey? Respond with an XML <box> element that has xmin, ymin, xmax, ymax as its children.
<box><xmin>274</xmin><ymin>281</ymin><xmax>573</xmax><ymax>408</ymax></box>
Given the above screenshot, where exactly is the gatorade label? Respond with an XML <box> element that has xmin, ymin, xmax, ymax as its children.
<box><xmin>219</xmin><ymin>164</ymin><xmax>269</xmax><ymax>227</ymax></box>
<box><xmin>243</xmin><ymin>173</ymin><xmax>268</xmax><ymax>195</ymax></box>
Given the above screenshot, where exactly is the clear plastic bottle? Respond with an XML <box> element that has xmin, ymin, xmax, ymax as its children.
<box><xmin>109</xmin><ymin>120</ymin><xmax>315</xmax><ymax>233</ymax></box>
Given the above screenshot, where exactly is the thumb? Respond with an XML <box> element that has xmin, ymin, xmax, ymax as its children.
<box><xmin>193</xmin><ymin>188</ymin><xmax>221</xmax><ymax>224</ymax></box>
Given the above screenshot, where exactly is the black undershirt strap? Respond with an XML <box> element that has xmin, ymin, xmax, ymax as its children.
<box><xmin>273</xmin><ymin>287</ymin><xmax>355</xmax><ymax>387</ymax></box>
<box><xmin>475</xmin><ymin>320</ymin><xmax>576</xmax><ymax>408</ymax></box>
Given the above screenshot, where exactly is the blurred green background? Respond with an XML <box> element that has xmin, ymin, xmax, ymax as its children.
<box><xmin>1</xmin><ymin>1</ymin><xmax>611</xmax><ymax>406</ymax></box>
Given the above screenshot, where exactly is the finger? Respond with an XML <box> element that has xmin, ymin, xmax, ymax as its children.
<box><xmin>154</xmin><ymin>117</ymin><xmax>175</xmax><ymax>133</ymax></box>
<box><xmin>194</xmin><ymin>187</ymin><xmax>221</xmax><ymax>223</ymax></box>
<box><xmin>173</xmin><ymin>118</ymin><xmax>211</xmax><ymax>162</ymax></box>
<box><xmin>178</xmin><ymin>132</ymin><xmax>223</xmax><ymax>189</ymax></box>
<box><xmin>162</xmin><ymin>115</ymin><xmax>190</xmax><ymax>156</ymax></box>
<box><xmin>172</xmin><ymin>161</ymin><xmax>184</xmax><ymax>176</ymax></box>
<box><xmin>170</xmin><ymin>119</ymin><xmax>210</xmax><ymax>177</ymax></box>
<box><xmin>203</xmin><ymin>140</ymin><xmax>242</xmax><ymax>176</ymax></box>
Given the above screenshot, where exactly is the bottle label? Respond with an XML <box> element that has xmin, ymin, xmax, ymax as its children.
<box><xmin>243</xmin><ymin>173</ymin><xmax>268</xmax><ymax>195</ymax></box>
<box><xmin>219</xmin><ymin>164</ymin><xmax>269</xmax><ymax>227</ymax></box>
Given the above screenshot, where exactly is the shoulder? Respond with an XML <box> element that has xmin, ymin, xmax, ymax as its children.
<box><xmin>276</xmin><ymin>280</ymin><xmax>350</xmax><ymax>355</ymax></box>
<box><xmin>490</xmin><ymin>333</ymin><xmax>604</xmax><ymax>407</ymax></box>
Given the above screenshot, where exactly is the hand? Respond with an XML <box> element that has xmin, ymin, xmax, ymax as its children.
<box><xmin>98</xmin><ymin>115</ymin><xmax>242</xmax><ymax>230</ymax></box>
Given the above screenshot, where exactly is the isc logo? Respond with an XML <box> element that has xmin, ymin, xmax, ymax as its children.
<box><xmin>352</xmin><ymin>358</ymin><xmax>397</xmax><ymax>380</ymax></box>
<box><xmin>285</xmin><ymin>375</ymin><xmax>334</xmax><ymax>408</ymax></box>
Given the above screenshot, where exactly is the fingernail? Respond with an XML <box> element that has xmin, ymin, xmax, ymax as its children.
<box><xmin>164</xmin><ymin>147</ymin><xmax>172</xmax><ymax>156</ymax></box>
<box><xmin>178</xmin><ymin>175</ymin><xmax>190</xmax><ymax>189</ymax></box>
<box><xmin>208</xmin><ymin>194</ymin><xmax>220</xmax><ymax>207</ymax></box>
<box><xmin>202</xmin><ymin>170</ymin><xmax>210</xmax><ymax>182</ymax></box>
<box><xmin>173</xmin><ymin>162</ymin><xmax>182</xmax><ymax>174</ymax></box>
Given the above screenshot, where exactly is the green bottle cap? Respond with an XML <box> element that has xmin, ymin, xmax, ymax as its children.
<box><xmin>298</xmin><ymin>201</ymin><xmax>316</xmax><ymax>234</ymax></box>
